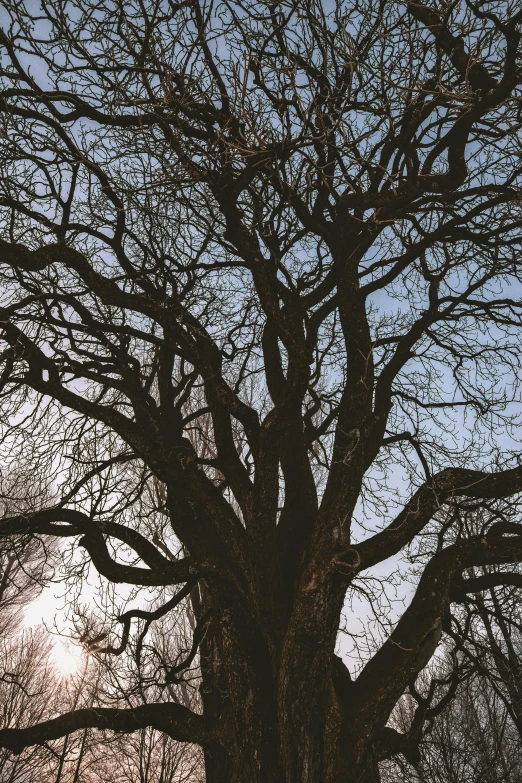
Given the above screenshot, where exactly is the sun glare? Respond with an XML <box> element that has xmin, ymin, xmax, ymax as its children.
<box><xmin>51</xmin><ymin>641</ymin><xmax>85</xmax><ymax>678</ymax></box>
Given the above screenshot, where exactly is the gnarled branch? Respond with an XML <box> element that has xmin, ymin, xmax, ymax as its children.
<box><xmin>0</xmin><ymin>703</ymin><xmax>217</xmax><ymax>754</ymax></box>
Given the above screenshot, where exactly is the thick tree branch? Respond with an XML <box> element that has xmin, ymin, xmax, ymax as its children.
<box><xmin>453</xmin><ymin>571</ymin><xmax>522</xmax><ymax>599</ymax></box>
<box><xmin>356</xmin><ymin>464</ymin><xmax>522</xmax><ymax>571</ymax></box>
<box><xmin>408</xmin><ymin>1</ymin><xmax>497</xmax><ymax>94</ymax></box>
<box><xmin>0</xmin><ymin>509</ymin><xmax>197</xmax><ymax>585</ymax></box>
<box><xmin>351</xmin><ymin>530</ymin><xmax>522</xmax><ymax>738</ymax></box>
<box><xmin>0</xmin><ymin>703</ymin><xmax>217</xmax><ymax>754</ymax></box>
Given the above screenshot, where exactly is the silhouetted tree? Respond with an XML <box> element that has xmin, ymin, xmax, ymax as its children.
<box><xmin>1</xmin><ymin>1</ymin><xmax>522</xmax><ymax>781</ymax></box>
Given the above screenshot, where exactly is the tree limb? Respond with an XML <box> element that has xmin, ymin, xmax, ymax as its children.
<box><xmin>356</xmin><ymin>465</ymin><xmax>522</xmax><ymax>571</ymax></box>
<box><xmin>0</xmin><ymin>509</ymin><xmax>197</xmax><ymax>586</ymax></box>
<box><xmin>0</xmin><ymin>703</ymin><xmax>217</xmax><ymax>754</ymax></box>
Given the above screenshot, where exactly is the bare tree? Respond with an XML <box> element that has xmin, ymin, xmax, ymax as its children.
<box><xmin>0</xmin><ymin>628</ymin><xmax>59</xmax><ymax>783</ymax></box>
<box><xmin>0</xmin><ymin>1</ymin><xmax>522</xmax><ymax>781</ymax></box>
<box><xmin>449</xmin><ymin>564</ymin><xmax>522</xmax><ymax>741</ymax></box>
<box><xmin>69</xmin><ymin>585</ymin><xmax>206</xmax><ymax>783</ymax></box>
<box><xmin>0</xmin><ymin>470</ymin><xmax>57</xmax><ymax>638</ymax></box>
<box><xmin>382</xmin><ymin>653</ymin><xmax>522</xmax><ymax>783</ymax></box>
<box><xmin>1</xmin><ymin>627</ymin><xmax>203</xmax><ymax>783</ymax></box>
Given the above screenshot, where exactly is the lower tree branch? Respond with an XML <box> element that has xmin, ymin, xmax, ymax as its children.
<box><xmin>377</xmin><ymin>726</ymin><xmax>421</xmax><ymax>766</ymax></box>
<box><xmin>452</xmin><ymin>571</ymin><xmax>522</xmax><ymax>600</ymax></box>
<box><xmin>350</xmin><ymin>529</ymin><xmax>522</xmax><ymax>738</ymax></box>
<box><xmin>165</xmin><ymin>609</ymin><xmax>212</xmax><ymax>683</ymax></box>
<box><xmin>0</xmin><ymin>702</ymin><xmax>218</xmax><ymax>754</ymax></box>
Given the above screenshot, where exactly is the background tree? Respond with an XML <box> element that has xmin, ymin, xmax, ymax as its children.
<box><xmin>446</xmin><ymin>508</ymin><xmax>522</xmax><ymax>745</ymax></box>
<box><xmin>382</xmin><ymin>655</ymin><xmax>522</xmax><ymax>783</ymax></box>
<box><xmin>0</xmin><ymin>615</ymin><xmax>204</xmax><ymax>782</ymax></box>
<box><xmin>0</xmin><ymin>468</ymin><xmax>57</xmax><ymax>638</ymax></box>
<box><xmin>0</xmin><ymin>1</ymin><xmax>522</xmax><ymax>781</ymax></box>
<box><xmin>0</xmin><ymin>629</ymin><xmax>58</xmax><ymax>783</ymax></box>
<box><xmin>0</xmin><ymin>471</ymin><xmax>203</xmax><ymax>782</ymax></box>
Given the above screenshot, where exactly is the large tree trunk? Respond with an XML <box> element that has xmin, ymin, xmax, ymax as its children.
<box><xmin>202</xmin><ymin>653</ymin><xmax>383</xmax><ymax>783</ymax></box>
<box><xmin>199</xmin><ymin>572</ymin><xmax>385</xmax><ymax>783</ymax></box>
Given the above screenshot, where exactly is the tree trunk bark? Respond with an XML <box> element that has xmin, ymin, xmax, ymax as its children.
<box><xmin>201</xmin><ymin>603</ymin><xmax>385</xmax><ymax>783</ymax></box>
<box><xmin>205</xmin><ymin>698</ymin><xmax>384</xmax><ymax>783</ymax></box>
